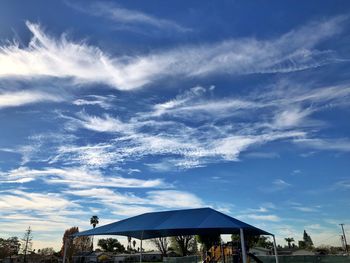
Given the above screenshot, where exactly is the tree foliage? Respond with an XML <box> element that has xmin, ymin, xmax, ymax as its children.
<box><xmin>38</xmin><ymin>247</ymin><xmax>55</xmax><ymax>256</ymax></box>
<box><xmin>170</xmin><ymin>236</ymin><xmax>197</xmax><ymax>256</ymax></box>
<box><xmin>97</xmin><ymin>238</ymin><xmax>125</xmax><ymax>253</ymax></box>
<box><xmin>284</xmin><ymin>238</ymin><xmax>295</xmax><ymax>249</ymax></box>
<box><xmin>197</xmin><ymin>234</ymin><xmax>221</xmax><ymax>251</ymax></box>
<box><xmin>231</xmin><ymin>234</ymin><xmax>273</xmax><ymax>249</ymax></box>
<box><xmin>90</xmin><ymin>215</ymin><xmax>99</xmax><ymax>228</ymax></box>
<box><xmin>149</xmin><ymin>237</ymin><xmax>168</xmax><ymax>256</ymax></box>
<box><xmin>74</xmin><ymin>236</ymin><xmax>93</xmax><ymax>253</ymax></box>
<box><xmin>21</xmin><ymin>226</ymin><xmax>33</xmax><ymax>263</ymax></box>
<box><xmin>302</xmin><ymin>230</ymin><xmax>313</xmax><ymax>249</ymax></box>
<box><xmin>0</xmin><ymin>237</ymin><xmax>20</xmax><ymax>259</ymax></box>
<box><xmin>61</xmin><ymin>226</ymin><xmax>92</xmax><ymax>262</ymax></box>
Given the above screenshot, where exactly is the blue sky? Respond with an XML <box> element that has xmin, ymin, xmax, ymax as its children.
<box><xmin>0</xmin><ymin>0</ymin><xmax>350</xmax><ymax>250</ymax></box>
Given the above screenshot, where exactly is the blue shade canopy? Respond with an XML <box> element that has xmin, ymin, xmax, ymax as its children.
<box><xmin>74</xmin><ymin>208</ymin><xmax>271</xmax><ymax>239</ymax></box>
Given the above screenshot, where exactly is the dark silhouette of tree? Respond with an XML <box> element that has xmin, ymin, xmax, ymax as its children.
<box><xmin>61</xmin><ymin>227</ymin><xmax>78</xmax><ymax>262</ymax></box>
<box><xmin>90</xmin><ymin>215</ymin><xmax>99</xmax><ymax>251</ymax></box>
<box><xmin>256</xmin><ymin>236</ymin><xmax>273</xmax><ymax>249</ymax></box>
<box><xmin>285</xmin><ymin>238</ymin><xmax>295</xmax><ymax>249</ymax></box>
<box><xmin>21</xmin><ymin>226</ymin><xmax>33</xmax><ymax>263</ymax></box>
<box><xmin>38</xmin><ymin>247</ymin><xmax>55</xmax><ymax>256</ymax></box>
<box><xmin>303</xmin><ymin>230</ymin><xmax>313</xmax><ymax>248</ymax></box>
<box><xmin>75</xmin><ymin>236</ymin><xmax>93</xmax><ymax>253</ymax></box>
<box><xmin>231</xmin><ymin>234</ymin><xmax>272</xmax><ymax>249</ymax></box>
<box><xmin>132</xmin><ymin>240</ymin><xmax>136</xmax><ymax>250</ymax></box>
<box><xmin>149</xmin><ymin>237</ymin><xmax>168</xmax><ymax>256</ymax></box>
<box><xmin>171</xmin><ymin>236</ymin><xmax>197</xmax><ymax>256</ymax></box>
<box><xmin>0</xmin><ymin>237</ymin><xmax>20</xmax><ymax>259</ymax></box>
<box><xmin>61</xmin><ymin>227</ymin><xmax>91</xmax><ymax>261</ymax></box>
<box><xmin>90</xmin><ymin>215</ymin><xmax>99</xmax><ymax>228</ymax></box>
<box><xmin>97</xmin><ymin>238</ymin><xmax>125</xmax><ymax>252</ymax></box>
<box><xmin>197</xmin><ymin>234</ymin><xmax>221</xmax><ymax>252</ymax></box>
<box><xmin>127</xmin><ymin>236</ymin><xmax>132</xmax><ymax>251</ymax></box>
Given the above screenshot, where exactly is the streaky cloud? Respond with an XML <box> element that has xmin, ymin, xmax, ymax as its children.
<box><xmin>0</xmin><ymin>90</ymin><xmax>61</xmax><ymax>108</ymax></box>
<box><xmin>68</xmin><ymin>0</ymin><xmax>191</xmax><ymax>33</ymax></box>
<box><xmin>0</xmin><ymin>16</ymin><xmax>346</xmax><ymax>90</ymax></box>
<box><xmin>2</xmin><ymin>166</ymin><xmax>168</xmax><ymax>188</ymax></box>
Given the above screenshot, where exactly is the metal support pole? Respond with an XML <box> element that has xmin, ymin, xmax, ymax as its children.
<box><xmin>240</xmin><ymin>228</ymin><xmax>247</xmax><ymax>263</ymax></box>
<box><xmin>140</xmin><ymin>231</ymin><xmax>144</xmax><ymax>263</ymax></box>
<box><xmin>340</xmin><ymin>224</ymin><xmax>349</xmax><ymax>254</ymax></box>
<box><xmin>272</xmin><ymin>235</ymin><xmax>279</xmax><ymax>263</ymax></box>
<box><xmin>220</xmin><ymin>237</ymin><xmax>225</xmax><ymax>263</ymax></box>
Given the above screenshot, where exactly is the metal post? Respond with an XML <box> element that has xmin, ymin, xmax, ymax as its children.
<box><xmin>240</xmin><ymin>228</ymin><xmax>247</xmax><ymax>263</ymax></box>
<box><xmin>140</xmin><ymin>231</ymin><xmax>144</xmax><ymax>263</ymax></box>
<box><xmin>220</xmin><ymin>238</ymin><xmax>225</xmax><ymax>263</ymax></box>
<box><xmin>272</xmin><ymin>235</ymin><xmax>279</xmax><ymax>263</ymax></box>
<box><xmin>340</xmin><ymin>224</ymin><xmax>348</xmax><ymax>254</ymax></box>
<box><xmin>63</xmin><ymin>238</ymin><xmax>69</xmax><ymax>263</ymax></box>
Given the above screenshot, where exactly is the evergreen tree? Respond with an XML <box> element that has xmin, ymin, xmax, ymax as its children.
<box><xmin>303</xmin><ymin>230</ymin><xmax>314</xmax><ymax>249</ymax></box>
<box><xmin>21</xmin><ymin>227</ymin><xmax>33</xmax><ymax>263</ymax></box>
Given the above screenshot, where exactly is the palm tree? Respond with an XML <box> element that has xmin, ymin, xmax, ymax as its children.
<box><xmin>90</xmin><ymin>215</ymin><xmax>99</xmax><ymax>251</ymax></box>
<box><xmin>285</xmin><ymin>237</ymin><xmax>295</xmax><ymax>249</ymax></box>
<box><xmin>90</xmin><ymin>215</ymin><xmax>99</xmax><ymax>228</ymax></box>
<box><xmin>127</xmin><ymin>236</ymin><xmax>132</xmax><ymax>251</ymax></box>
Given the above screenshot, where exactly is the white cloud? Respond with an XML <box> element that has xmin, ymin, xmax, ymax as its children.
<box><xmin>10</xmin><ymin>81</ymin><xmax>348</xmax><ymax>171</ymax></box>
<box><xmin>2</xmin><ymin>166</ymin><xmax>167</xmax><ymax>189</ymax></box>
<box><xmin>73</xmin><ymin>95</ymin><xmax>116</xmax><ymax>109</ymax></box>
<box><xmin>273</xmin><ymin>179</ymin><xmax>292</xmax><ymax>189</ymax></box>
<box><xmin>260</xmin><ymin>179</ymin><xmax>292</xmax><ymax>192</ymax></box>
<box><xmin>294</xmin><ymin>138</ymin><xmax>350</xmax><ymax>152</ymax></box>
<box><xmin>147</xmin><ymin>190</ymin><xmax>204</xmax><ymax>209</ymax></box>
<box><xmin>84</xmin><ymin>1</ymin><xmax>190</xmax><ymax>33</ymax></box>
<box><xmin>0</xmin><ymin>190</ymin><xmax>77</xmax><ymax>212</ymax></box>
<box><xmin>272</xmin><ymin>107</ymin><xmax>313</xmax><ymax>129</ymax></box>
<box><xmin>61</xmin><ymin>104</ymin><xmax>305</xmax><ymax>168</ymax></box>
<box><xmin>64</xmin><ymin>188</ymin><xmax>145</xmax><ymax>204</ymax></box>
<box><xmin>77</xmin><ymin>113</ymin><xmax>134</xmax><ymax>133</ymax></box>
<box><xmin>242</xmin><ymin>214</ymin><xmax>281</xmax><ymax>222</ymax></box>
<box><xmin>0</xmin><ymin>90</ymin><xmax>61</xmax><ymax>109</ymax></box>
<box><xmin>333</xmin><ymin>179</ymin><xmax>350</xmax><ymax>189</ymax></box>
<box><xmin>293</xmin><ymin>206</ymin><xmax>318</xmax><ymax>212</ymax></box>
<box><xmin>64</xmin><ymin>187</ymin><xmax>204</xmax><ymax>216</ymax></box>
<box><xmin>0</xmin><ymin>17</ymin><xmax>345</xmax><ymax>90</ymax></box>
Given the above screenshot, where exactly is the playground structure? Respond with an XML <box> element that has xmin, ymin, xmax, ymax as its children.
<box><xmin>68</xmin><ymin>207</ymin><xmax>279</xmax><ymax>263</ymax></box>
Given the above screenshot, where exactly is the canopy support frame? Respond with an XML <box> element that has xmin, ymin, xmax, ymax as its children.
<box><xmin>272</xmin><ymin>235</ymin><xmax>279</xmax><ymax>263</ymax></box>
<box><xmin>240</xmin><ymin>228</ymin><xmax>247</xmax><ymax>263</ymax></box>
<box><xmin>140</xmin><ymin>231</ymin><xmax>144</xmax><ymax>263</ymax></box>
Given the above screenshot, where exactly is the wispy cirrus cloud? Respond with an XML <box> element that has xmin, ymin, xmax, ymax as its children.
<box><xmin>8</xmin><ymin>80</ymin><xmax>350</xmax><ymax>171</ymax></box>
<box><xmin>0</xmin><ymin>90</ymin><xmax>61</xmax><ymax>109</ymax></box>
<box><xmin>67</xmin><ymin>1</ymin><xmax>190</xmax><ymax>33</ymax></box>
<box><xmin>260</xmin><ymin>179</ymin><xmax>292</xmax><ymax>193</ymax></box>
<box><xmin>73</xmin><ymin>95</ymin><xmax>116</xmax><ymax>109</ymax></box>
<box><xmin>0</xmin><ymin>189</ymin><xmax>78</xmax><ymax>212</ymax></box>
<box><xmin>0</xmin><ymin>16</ymin><xmax>346</xmax><ymax>90</ymax></box>
<box><xmin>63</xmin><ymin>188</ymin><xmax>204</xmax><ymax>216</ymax></box>
<box><xmin>58</xmin><ymin>110</ymin><xmax>305</xmax><ymax>169</ymax></box>
<box><xmin>244</xmin><ymin>214</ymin><xmax>281</xmax><ymax>222</ymax></box>
<box><xmin>294</xmin><ymin>138</ymin><xmax>350</xmax><ymax>152</ymax></box>
<box><xmin>1</xmin><ymin>166</ymin><xmax>167</xmax><ymax>188</ymax></box>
